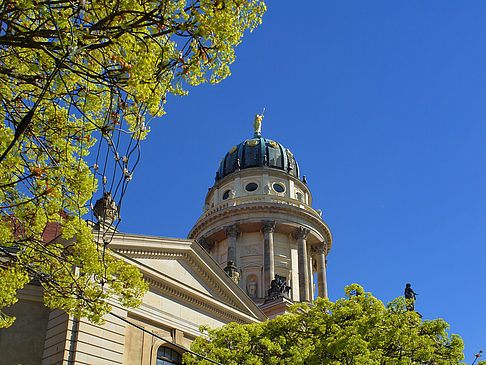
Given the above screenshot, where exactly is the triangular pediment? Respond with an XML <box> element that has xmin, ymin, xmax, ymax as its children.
<box><xmin>136</xmin><ymin>256</ymin><xmax>216</xmax><ymax>297</ymax></box>
<box><xmin>108</xmin><ymin>233</ymin><xmax>266</xmax><ymax>324</ymax></box>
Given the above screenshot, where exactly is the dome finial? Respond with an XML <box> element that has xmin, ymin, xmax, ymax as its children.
<box><xmin>253</xmin><ymin>108</ymin><xmax>265</xmax><ymax>137</ymax></box>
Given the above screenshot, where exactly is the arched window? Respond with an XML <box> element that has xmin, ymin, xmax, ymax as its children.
<box><xmin>157</xmin><ymin>346</ymin><xmax>182</xmax><ymax>365</ymax></box>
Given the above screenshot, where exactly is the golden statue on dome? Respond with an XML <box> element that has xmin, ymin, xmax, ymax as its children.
<box><xmin>253</xmin><ymin>108</ymin><xmax>265</xmax><ymax>137</ymax></box>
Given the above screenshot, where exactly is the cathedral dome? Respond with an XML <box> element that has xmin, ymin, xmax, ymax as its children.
<box><xmin>216</xmin><ymin>136</ymin><xmax>300</xmax><ymax>181</ymax></box>
<box><xmin>190</xmin><ymin>113</ymin><xmax>332</xmax><ymax>309</ymax></box>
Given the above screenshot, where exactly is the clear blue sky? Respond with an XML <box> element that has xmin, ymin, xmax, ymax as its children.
<box><xmin>120</xmin><ymin>1</ymin><xmax>485</xmax><ymax>360</ymax></box>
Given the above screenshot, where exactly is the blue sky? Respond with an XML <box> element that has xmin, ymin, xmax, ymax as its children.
<box><xmin>120</xmin><ymin>1</ymin><xmax>485</xmax><ymax>359</ymax></box>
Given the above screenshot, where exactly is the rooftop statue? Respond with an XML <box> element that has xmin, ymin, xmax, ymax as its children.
<box><xmin>253</xmin><ymin>108</ymin><xmax>265</xmax><ymax>137</ymax></box>
<box><xmin>404</xmin><ymin>283</ymin><xmax>419</xmax><ymax>311</ymax></box>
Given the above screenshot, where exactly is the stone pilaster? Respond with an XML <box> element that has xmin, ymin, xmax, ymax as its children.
<box><xmin>312</xmin><ymin>243</ymin><xmax>328</xmax><ymax>298</ymax></box>
<box><xmin>261</xmin><ymin>221</ymin><xmax>276</xmax><ymax>296</ymax></box>
<box><xmin>294</xmin><ymin>226</ymin><xmax>310</xmax><ymax>302</ymax></box>
<box><xmin>224</xmin><ymin>224</ymin><xmax>240</xmax><ymax>264</ymax></box>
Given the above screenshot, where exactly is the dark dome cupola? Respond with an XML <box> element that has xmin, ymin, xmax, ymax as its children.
<box><xmin>216</xmin><ymin>136</ymin><xmax>300</xmax><ymax>181</ymax></box>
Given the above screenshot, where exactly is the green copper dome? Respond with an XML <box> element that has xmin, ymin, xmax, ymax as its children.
<box><xmin>216</xmin><ymin>136</ymin><xmax>300</xmax><ymax>181</ymax></box>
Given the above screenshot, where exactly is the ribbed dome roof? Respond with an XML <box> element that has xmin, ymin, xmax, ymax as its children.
<box><xmin>216</xmin><ymin>136</ymin><xmax>300</xmax><ymax>181</ymax></box>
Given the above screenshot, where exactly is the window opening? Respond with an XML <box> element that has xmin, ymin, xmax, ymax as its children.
<box><xmin>245</xmin><ymin>183</ymin><xmax>258</xmax><ymax>192</ymax></box>
<box><xmin>157</xmin><ymin>346</ymin><xmax>182</xmax><ymax>365</ymax></box>
<box><xmin>273</xmin><ymin>183</ymin><xmax>285</xmax><ymax>193</ymax></box>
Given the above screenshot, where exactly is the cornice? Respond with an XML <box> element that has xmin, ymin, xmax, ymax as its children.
<box><xmin>189</xmin><ymin>202</ymin><xmax>332</xmax><ymax>249</ymax></box>
<box><xmin>144</xmin><ymin>276</ymin><xmax>255</xmax><ymax>325</ymax></box>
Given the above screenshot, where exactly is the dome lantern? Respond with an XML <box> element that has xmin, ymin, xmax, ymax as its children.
<box><xmin>216</xmin><ymin>114</ymin><xmax>300</xmax><ymax>181</ymax></box>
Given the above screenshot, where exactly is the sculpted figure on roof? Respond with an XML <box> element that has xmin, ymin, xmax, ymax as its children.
<box><xmin>253</xmin><ymin>108</ymin><xmax>265</xmax><ymax>136</ymax></box>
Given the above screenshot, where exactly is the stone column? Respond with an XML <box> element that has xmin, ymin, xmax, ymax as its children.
<box><xmin>262</xmin><ymin>221</ymin><xmax>276</xmax><ymax>296</ymax></box>
<box><xmin>312</xmin><ymin>243</ymin><xmax>328</xmax><ymax>298</ymax></box>
<box><xmin>224</xmin><ymin>224</ymin><xmax>240</xmax><ymax>264</ymax></box>
<box><xmin>294</xmin><ymin>226</ymin><xmax>310</xmax><ymax>302</ymax></box>
<box><xmin>308</xmin><ymin>255</ymin><xmax>314</xmax><ymax>300</ymax></box>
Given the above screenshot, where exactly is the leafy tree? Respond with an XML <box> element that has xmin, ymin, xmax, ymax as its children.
<box><xmin>185</xmin><ymin>284</ymin><xmax>465</xmax><ymax>365</ymax></box>
<box><xmin>0</xmin><ymin>0</ymin><xmax>266</xmax><ymax>327</ymax></box>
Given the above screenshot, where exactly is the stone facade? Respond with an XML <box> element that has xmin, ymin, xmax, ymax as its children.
<box><xmin>0</xmin><ymin>128</ymin><xmax>333</xmax><ymax>364</ymax></box>
<box><xmin>0</xmin><ymin>236</ymin><xmax>266</xmax><ymax>364</ymax></box>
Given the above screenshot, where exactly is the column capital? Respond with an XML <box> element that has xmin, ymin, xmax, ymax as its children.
<box><xmin>261</xmin><ymin>221</ymin><xmax>276</xmax><ymax>234</ymax></box>
<box><xmin>198</xmin><ymin>237</ymin><xmax>214</xmax><ymax>253</ymax></box>
<box><xmin>293</xmin><ymin>226</ymin><xmax>310</xmax><ymax>240</ymax></box>
<box><xmin>311</xmin><ymin>242</ymin><xmax>328</xmax><ymax>255</ymax></box>
<box><xmin>224</xmin><ymin>224</ymin><xmax>240</xmax><ymax>238</ymax></box>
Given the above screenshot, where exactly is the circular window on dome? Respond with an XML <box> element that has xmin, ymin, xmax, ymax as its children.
<box><xmin>245</xmin><ymin>183</ymin><xmax>258</xmax><ymax>192</ymax></box>
<box><xmin>273</xmin><ymin>183</ymin><xmax>285</xmax><ymax>193</ymax></box>
<box><xmin>222</xmin><ymin>189</ymin><xmax>231</xmax><ymax>200</ymax></box>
